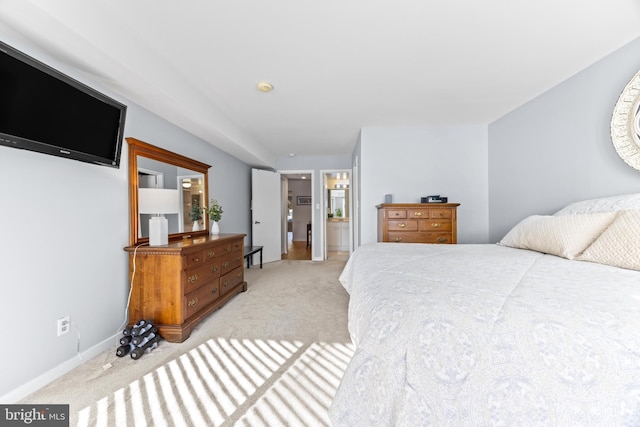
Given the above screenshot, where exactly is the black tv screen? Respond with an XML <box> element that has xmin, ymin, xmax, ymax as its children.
<box><xmin>0</xmin><ymin>41</ymin><xmax>127</xmax><ymax>168</ymax></box>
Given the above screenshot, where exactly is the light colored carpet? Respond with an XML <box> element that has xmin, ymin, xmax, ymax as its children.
<box><xmin>22</xmin><ymin>258</ymin><xmax>354</xmax><ymax>426</ymax></box>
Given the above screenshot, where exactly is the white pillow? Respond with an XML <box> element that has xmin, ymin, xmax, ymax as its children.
<box><xmin>577</xmin><ymin>210</ymin><xmax>640</xmax><ymax>271</ymax></box>
<box><xmin>499</xmin><ymin>212</ymin><xmax>617</xmax><ymax>259</ymax></box>
<box><xmin>554</xmin><ymin>193</ymin><xmax>640</xmax><ymax>215</ymax></box>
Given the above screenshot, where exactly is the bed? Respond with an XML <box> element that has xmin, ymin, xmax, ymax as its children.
<box><xmin>330</xmin><ymin>194</ymin><xmax>640</xmax><ymax>426</ymax></box>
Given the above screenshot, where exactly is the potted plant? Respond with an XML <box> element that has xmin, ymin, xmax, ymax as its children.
<box><xmin>207</xmin><ymin>199</ymin><xmax>223</xmax><ymax>235</ymax></box>
<box><xmin>189</xmin><ymin>199</ymin><xmax>203</xmax><ymax>231</ymax></box>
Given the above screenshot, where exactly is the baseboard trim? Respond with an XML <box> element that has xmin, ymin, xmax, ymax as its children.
<box><xmin>0</xmin><ymin>332</ymin><xmax>119</xmax><ymax>403</ymax></box>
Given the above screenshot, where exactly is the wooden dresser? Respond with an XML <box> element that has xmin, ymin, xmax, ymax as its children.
<box><xmin>377</xmin><ymin>203</ymin><xmax>459</xmax><ymax>244</ymax></box>
<box><xmin>124</xmin><ymin>233</ymin><xmax>246</xmax><ymax>343</ymax></box>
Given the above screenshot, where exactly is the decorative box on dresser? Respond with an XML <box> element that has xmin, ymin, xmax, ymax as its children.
<box><xmin>377</xmin><ymin>203</ymin><xmax>460</xmax><ymax>244</ymax></box>
<box><xmin>124</xmin><ymin>233</ymin><xmax>246</xmax><ymax>343</ymax></box>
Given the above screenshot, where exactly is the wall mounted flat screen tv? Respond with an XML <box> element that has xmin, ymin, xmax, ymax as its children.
<box><xmin>0</xmin><ymin>41</ymin><xmax>127</xmax><ymax>168</ymax></box>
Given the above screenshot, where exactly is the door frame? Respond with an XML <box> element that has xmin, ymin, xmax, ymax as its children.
<box><xmin>279</xmin><ymin>169</ymin><xmax>315</xmax><ymax>258</ymax></box>
<box><xmin>321</xmin><ymin>169</ymin><xmax>352</xmax><ymax>260</ymax></box>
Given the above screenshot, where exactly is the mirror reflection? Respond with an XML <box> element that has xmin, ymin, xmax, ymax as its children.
<box><xmin>328</xmin><ymin>188</ymin><xmax>349</xmax><ymax>218</ymax></box>
<box><xmin>137</xmin><ymin>157</ymin><xmax>206</xmax><ymax>237</ymax></box>
<box><xmin>179</xmin><ymin>175</ymin><xmax>206</xmax><ymax>232</ymax></box>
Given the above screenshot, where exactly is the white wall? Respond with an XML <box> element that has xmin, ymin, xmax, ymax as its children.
<box><xmin>358</xmin><ymin>126</ymin><xmax>489</xmax><ymax>245</ymax></box>
<box><xmin>488</xmin><ymin>36</ymin><xmax>640</xmax><ymax>242</ymax></box>
<box><xmin>0</xmin><ymin>35</ymin><xmax>251</xmax><ymax>400</ymax></box>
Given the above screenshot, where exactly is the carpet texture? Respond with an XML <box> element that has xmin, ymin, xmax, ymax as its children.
<box><xmin>22</xmin><ymin>258</ymin><xmax>354</xmax><ymax>426</ymax></box>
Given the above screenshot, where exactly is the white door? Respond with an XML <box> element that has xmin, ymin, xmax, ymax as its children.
<box><xmin>251</xmin><ymin>169</ymin><xmax>282</xmax><ymax>263</ymax></box>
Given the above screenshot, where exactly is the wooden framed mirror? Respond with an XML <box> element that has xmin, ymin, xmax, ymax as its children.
<box><xmin>127</xmin><ymin>137</ymin><xmax>211</xmax><ymax>246</ymax></box>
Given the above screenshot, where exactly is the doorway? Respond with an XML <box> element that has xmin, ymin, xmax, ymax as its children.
<box><xmin>280</xmin><ymin>172</ymin><xmax>312</xmax><ymax>261</ymax></box>
<box><xmin>322</xmin><ymin>170</ymin><xmax>351</xmax><ymax>260</ymax></box>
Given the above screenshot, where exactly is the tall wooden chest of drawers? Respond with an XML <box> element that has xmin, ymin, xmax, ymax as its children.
<box><xmin>377</xmin><ymin>203</ymin><xmax>459</xmax><ymax>244</ymax></box>
<box><xmin>124</xmin><ymin>233</ymin><xmax>246</xmax><ymax>342</ymax></box>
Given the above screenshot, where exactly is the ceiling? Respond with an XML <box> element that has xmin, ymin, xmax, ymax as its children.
<box><xmin>2</xmin><ymin>1</ymin><xmax>640</xmax><ymax>168</ymax></box>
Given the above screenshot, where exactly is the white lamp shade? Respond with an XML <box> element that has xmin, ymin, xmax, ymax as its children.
<box><xmin>138</xmin><ymin>188</ymin><xmax>180</xmax><ymax>214</ymax></box>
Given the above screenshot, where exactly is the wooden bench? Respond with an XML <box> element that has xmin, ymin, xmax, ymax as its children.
<box><xmin>243</xmin><ymin>245</ymin><xmax>263</xmax><ymax>269</ymax></box>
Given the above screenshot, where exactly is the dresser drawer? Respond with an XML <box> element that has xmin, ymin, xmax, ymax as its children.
<box><xmin>185</xmin><ymin>250</ymin><xmax>207</xmax><ymax>267</ymax></box>
<box><xmin>387</xmin><ymin>232</ymin><xmax>453</xmax><ymax>244</ymax></box>
<box><xmin>185</xmin><ymin>246</ymin><xmax>225</xmax><ymax>267</ymax></box>
<box><xmin>184</xmin><ymin>261</ymin><xmax>221</xmax><ymax>294</ymax></box>
<box><xmin>184</xmin><ymin>281</ymin><xmax>220</xmax><ymax>319</ymax></box>
<box><xmin>387</xmin><ymin>232</ymin><xmax>426</xmax><ymax>243</ymax></box>
<box><xmin>407</xmin><ymin>209</ymin><xmax>429</xmax><ymax>218</ymax></box>
<box><xmin>422</xmin><ymin>233</ymin><xmax>453</xmax><ymax>244</ymax></box>
<box><xmin>430</xmin><ymin>209</ymin><xmax>453</xmax><ymax>219</ymax></box>
<box><xmin>202</xmin><ymin>247</ymin><xmax>219</xmax><ymax>264</ymax></box>
<box><xmin>231</xmin><ymin>239</ymin><xmax>243</xmax><ymax>252</ymax></box>
<box><xmin>388</xmin><ymin>219</ymin><xmax>418</xmax><ymax>231</ymax></box>
<box><xmin>220</xmin><ymin>250</ymin><xmax>243</xmax><ymax>275</ymax></box>
<box><xmin>386</xmin><ymin>209</ymin><xmax>407</xmax><ymax>219</ymax></box>
<box><xmin>218</xmin><ymin>243</ymin><xmax>235</xmax><ymax>255</ymax></box>
<box><xmin>418</xmin><ymin>219</ymin><xmax>452</xmax><ymax>232</ymax></box>
<box><xmin>220</xmin><ymin>266</ymin><xmax>244</xmax><ymax>295</ymax></box>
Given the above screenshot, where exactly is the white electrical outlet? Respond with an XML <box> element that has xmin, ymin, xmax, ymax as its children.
<box><xmin>57</xmin><ymin>316</ymin><xmax>70</xmax><ymax>336</ymax></box>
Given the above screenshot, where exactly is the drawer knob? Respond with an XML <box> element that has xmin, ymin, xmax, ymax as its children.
<box><xmin>211</xmin><ymin>266</ymin><xmax>218</xmax><ymax>273</ymax></box>
<box><xmin>188</xmin><ymin>297</ymin><xmax>199</xmax><ymax>307</ymax></box>
<box><xmin>222</xmin><ymin>261</ymin><xmax>230</xmax><ymax>268</ymax></box>
<box><xmin>188</xmin><ymin>274</ymin><xmax>198</xmax><ymax>283</ymax></box>
<box><xmin>212</xmin><ymin>287</ymin><xmax>218</xmax><ymax>294</ymax></box>
<box><xmin>392</xmin><ymin>237</ymin><xmax>403</xmax><ymax>242</ymax></box>
<box><xmin>432</xmin><ymin>223</ymin><xmax>441</xmax><ymax>228</ymax></box>
<box><xmin>413</xmin><ymin>211</ymin><xmax>424</xmax><ymax>216</ymax></box>
<box><xmin>398</xmin><ymin>223</ymin><xmax>406</xmax><ymax>228</ymax></box>
<box><xmin>207</xmin><ymin>251</ymin><xmax>215</xmax><ymax>258</ymax></box>
<box><xmin>193</xmin><ymin>258</ymin><xmax>200</xmax><ymax>263</ymax></box>
<box><xmin>223</xmin><ymin>279</ymin><xmax>230</xmax><ymax>286</ymax></box>
<box><xmin>437</xmin><ymin>237</ymin><xmax>448</xmax><ymax>243</ymax></box>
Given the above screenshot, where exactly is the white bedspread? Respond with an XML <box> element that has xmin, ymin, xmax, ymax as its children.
<box><xmin>330</xmin><ymin>243</ymin><xmax>640</xmax><ymax>426</ymax></box>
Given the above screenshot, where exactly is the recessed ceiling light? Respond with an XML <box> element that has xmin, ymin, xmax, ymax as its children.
<box><xmin>288</xmin><ymin>153</ymin><xmax>296</xmax><ymax>157</ymax></box>
<box><xmin>257</xmin><ymin>81</ymin><xmax>274</xmax><ymax>92</ymax></box>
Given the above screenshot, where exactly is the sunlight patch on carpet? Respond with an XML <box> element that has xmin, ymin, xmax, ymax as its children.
<box><xmin>77</xmin><ymin>338</ymin><xmax>355</xmax><ymax>426</ymax></box>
